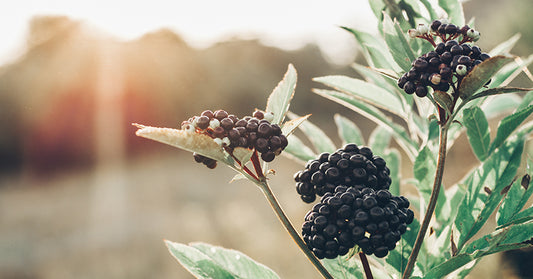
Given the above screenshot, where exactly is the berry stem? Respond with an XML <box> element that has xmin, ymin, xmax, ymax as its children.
<box><xmin>225</xmin><ymin>147</ymin><xmax>260</xmax><ymax>181</ymax></box>
<box><xmin>359</xmin><ymin>252</ymin><xmax>374</xmax><ymax>279</ymax></box>
<box><xmin>250</xmin><ymin>150</ymin><xmax>266</xmax><ymax>180</ymax></box>
<box><xmin>254</xmin><ymin>179</ymin><xmax>334</xmax><ymax>279</ymax></box>
<box><xmin>402</xmin><ymin>125</ymin><xmax>449</xmax><ymax>279</ymax></box>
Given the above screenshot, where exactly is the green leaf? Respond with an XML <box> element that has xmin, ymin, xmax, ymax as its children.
<box><xmin>503</xmin><ymin>206</ymin><xmax>533</xmax><ymax>227</ymax></box>
<box><xmin>413</xmin><ymin>146</ymin><xmax>436</xmax><ymax>198</ymax></box>
<box><xmin>501</xmin><ymin>221</ymin><xmax>533</xmax><ymax>245</ymax></box>
<box><xmin>497</xmin><ymin>178</ymin><xmax>527</xmax><ymax>226</ymax></box>
<box><xmin>512</xmin><ymin>173</ymin><xmax>533</xmax><ymax>219</ymax></box>
<box><xmin>517</xmin><ymin>90</ymin><xmax>533</xmax><ymax>111</ymax></box>
<box><xmin>464</xmin><ymin>222</ymin><xmax>533</xmax><ymax>255</ymax></box>
<box><xmin>351</xmin><ymin>63</ymin><xmax>404</xmax><ymax>100</ymax></box>
<box><xmin>288</xmin><ymin>112</ymin><xmax>336</xmax><ymax>154</ymax></box>
<box><xmin>283</xmin><ymin>134</ymin><xmax>316</xmax><ymax>163</ymax></box>
<box><xmin>386</xmin><ymin>215</ymin><xmax>421</xmax><ymax>275</ymax></box>
<box><xmin>368</xmin><ymin>126</ymin><xmax>392</xmax><ymax>155</ymax></box>
<box><xmin>458</xmin><ymin>56</ymin><xmax>515</xmax><ymax>99</ymax></box>
<box><xmin>265</xmin><ymin>64</ymin><xmax>297</xmax><ymax>125</ymax></box>
<box><xmin>454</xmin><ymin>138</ymin><xmax>525</xmax><ymax>251</ymax></box>
<box><xmin>281</xmin><ymin>113</ymin><xmax>311</xmax><ymax>136</ymax></box>
<box><xmin>384</xmin><ymin>149</ymin><xmax>401</xmax><ymax>196</ymax></box>
<box><xmin>334</xmin><ymin>114</ymin><xmax>365</xmax><ymax>146</ymax></box>
<box><xmin>313</xmin><ymin>89</ymin><xmax>417</xmax><ymax>160</ymax></box>
<box><xmin>368</xmin><ymin>0</ymin><xmax>386</xmax><ymax>21</ymax></box>
<box><xmin>314</xmin><ymin>75</ymin><xmax>406</xmax><ymax>117</ymax></box>
<box><xmin>321</xmin><ymin>254</ymin><xmax>364</xmax><ymax>279</ymax></box>
<box><xmin>482</xmin><ymin>94</ymin><xmax>522</xmax><ymax>119</ymax></box>
<box><xmin>425</xmin><ymin>254</ymin><xmax>478</xmax><ymax>278</ymax></box>
<box><xmin>382</xmin><ymin>13</ymin><xmax>415</xmax><ymax>72</ymax></box>
<box><xmin>341</xmin><ymin>26</ymin><xmax>402</xmax><ymax>72</ymax></box>
<box><xmin>489</xmin><ymin>33</ymin><xmax>521</xmax><ymax>56</ymax></box>
<box><xmin>165</xmin><ymin>241</ymin><xmax>280</xmax><ymax>279</ymax></box>
<box><xmin>463</xmin><ymin>107</ymin><xmax>490</xmax><ymax>161</ymax></box>
<box><xmin>438</xmin><ymin>0</ymin><xmax>465</xmax><ymax>27</ymax></box>
<box><xmin>419</xmin><ymin>0</ymin><xmax>440</xmax><ymax>21</ymax></box>
<box><xmin>490</xmin><ymin>55</ymin><xmax>533</xmax><ymax>88</ymax></box>
<box><xmin>489</xmin><ymin>105</ymin><xmax>533</xmax><ymax>154</ymax></box>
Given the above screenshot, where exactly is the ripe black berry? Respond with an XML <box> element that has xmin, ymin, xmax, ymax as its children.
<box><xmin>294</xmin><ymin>144</ymin><xmax>392</xmax><ymax>203</ymax></box>
<box><xmin>302</xmin><ymin>186</ymin><xmax>414</xmax><ymax>259</ymax></box>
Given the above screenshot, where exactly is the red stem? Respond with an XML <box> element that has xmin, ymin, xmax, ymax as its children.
<box><xmin>250</xmin><ymin>150</ymin><xmax>265</xmax><ymax>180</ymax></box>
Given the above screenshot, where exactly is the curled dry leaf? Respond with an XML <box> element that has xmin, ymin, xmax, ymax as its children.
<box><xmin>521</xmin><ymin>174</ymin><xmax>530</xmax><ymax>190</ymax></box>
<box><xmin>134</xmin><ymin>123</ymin><xmax>229</xmax><ymax>163</ymax></box>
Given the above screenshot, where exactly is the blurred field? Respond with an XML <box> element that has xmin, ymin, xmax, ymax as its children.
<box><xmin>0</xmin><ymin>153</ymin><xmax>324</xmax><ymax>279</ymax></box>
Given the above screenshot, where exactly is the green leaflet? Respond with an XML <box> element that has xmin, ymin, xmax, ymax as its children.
<box><xmin>454</xmin><ymin>138</ymin><xmax>525</xmax><ymax>251</ymax></box>
<box><xmin>368</xmin><ymin>126</ymin><xmax>392</xmax><ymax>155</ymax></box>
<box><xmin>458</xmin><ymin>56</ymin><xmax>515</xmax><ymax>99</ymax></box>
<box><xmin>489</xmin><ymin>33</ymin><xmax>522</xmax><ymax>56</ymax></box>
<box><xmin>386</xmin><ymin>218</ymin><xmax>421</xmax><ymax>276</ymax></box>
<box><xmin>489</xmin><ymin>54</ymin><xmax>533</xmax><ymax>88</ymax></box>
<box><xmin>334</xmin><ymin>114</ymin><xmax>365</xmax><ymax>146</ymax></box>
<box><xmin>341</xmin><ymin>26</ymin><xmax>402</xmax><ymax>73</ymax></box>
<box><xmin>482</xmin><ymin>94</ymin><xmax>522</xmax><ymax>119</ymax></box>
<box><xmin>321</xmin><ymin>254</ymin><xmax>364</xmax><ymax>279</ymax></box>
<box><xmin>463</xmin><ymin>107</ymin><xmax>490</xmax><ymax>161</ymax></box>
<box><xmin>283</xmin><ymin>134</ymin><xmax>317</xmax><ymax>163</ymax></box>
<box><xmin>288</xmin><ymin>112</ymin><xmax>336</xmax><ymax>154</ymax></box>
<box><xmin>166</xmin><ymin>241</ymin><xmax>280</xmax><ymax>279</ymax></box>
<box><xmin>384</xmin><ymin>149</ymin><xmax>401</xmax><ymax>196</ymax></box>
<box><xmin>382</xmin><ymin>13</ymin><xmax>415</xmax><ymax>72</ymax></box>
<box><xmin>313</xmin><ymin>88</ymin><xmax>417</xmax><ymax>160</ymax></box>
<box><xmin>265</xmin><ymin>64</ymin><xmax>297</xmax><ymax>125</ymax></box>
<box><xmin>438</xmin><ymin>0</ymin><xmax>465</xmax><ymax>27</ymax></box>
<box><xmin>489</xmin><ymin>104</ymin><xmax>533</xmax><ymax>155</ymax></box>
<box><xmin>497</xmin><ymin>178</ymin><xmax>529</xmax><ymax>226</ymax></box>
<box><xmin>314</xmin><ymin>75</ymin><xmax>406</xmax><ymax>117</ymax></box>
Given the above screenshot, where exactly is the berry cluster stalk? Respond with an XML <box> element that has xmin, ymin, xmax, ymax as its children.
<box><xmin>402</xmin><ymin>125</ymin><xmax>449</xmax><ymax>279</ymax></box>
<box><xmin>359</xmin><ymin>252</ymin><xmax>374</xmax><ymax>279</ymax></box>
<box><xmin>254</xmin><ymin>178</ymin><xmax>334</xmax><ymax>279</ymax></box>
<box><xmin>241</xmin><ymin>155</ymin><xmax>334</xmax><ymax>279</ymax></box>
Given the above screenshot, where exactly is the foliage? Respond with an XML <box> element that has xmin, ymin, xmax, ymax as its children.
<box><xmin>135</xmin><ymin>0</ymin><xmax>533</xmax><ymax>278</ymax></box>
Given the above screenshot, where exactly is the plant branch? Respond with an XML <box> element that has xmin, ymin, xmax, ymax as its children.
<box><xmin>359</xmin><ymin>252</ymin><xmax>374</xmax><ymax>279</ymax></box>
<box><xmin>402</xmin><ymin>125</ymin><xmax>449</xmax><ymax>279</ymax></box>
<box><xmin>254</xmin><ymin>179</ymin><xmax>333</xmax><ymax>279</ymax></box>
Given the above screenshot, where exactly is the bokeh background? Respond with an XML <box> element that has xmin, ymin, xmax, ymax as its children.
<box><xmin>1</xmin><ymin>1</ymin><xmax>532</xmax><ymax>278</ymax></box>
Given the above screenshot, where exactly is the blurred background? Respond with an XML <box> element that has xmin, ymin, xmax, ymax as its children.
<box><xmin>0</xmin><ymin>0</ymin><xmax>531</xmax><ymax>278</ymax></box>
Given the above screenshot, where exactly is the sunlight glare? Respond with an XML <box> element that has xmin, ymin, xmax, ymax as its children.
<box><xmin>2</xmin><ymin>0</ymin><xmax>376</xmax><ymax>64</ymax></box>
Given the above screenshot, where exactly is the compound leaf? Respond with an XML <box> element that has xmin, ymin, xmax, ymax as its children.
<box><xmin>166</xmin><ymin>241</ymin><xmax>279</xmax><ymax>279</ymax></box>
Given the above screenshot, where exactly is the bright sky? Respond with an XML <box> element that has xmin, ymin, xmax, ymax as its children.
<box><xmin>1</xmin><ymin>0</ymin><xmax>377</xmax><ymax>65</ymax></box>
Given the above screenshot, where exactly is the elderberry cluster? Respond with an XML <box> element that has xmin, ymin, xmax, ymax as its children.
<box><xmin>400</xmin><ymin>20</ymin><xmax>491</xmax><ymax>97</ymax></box>
<box><xmin>181</xmin><ymin>110</ymin><xmax>288</xmax><ymax>168</ymax></box>
<box><xmin>294</xmin><ymin>144</ymin><xmax>391</xmax><ymax>203</ymax></box>
<box><xmin>302</xmin><ymin>186</ymin><xmax>414</xmax><ymax>259</ymax></box>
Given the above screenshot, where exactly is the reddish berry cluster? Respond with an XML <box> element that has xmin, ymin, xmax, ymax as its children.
<box><xmin>430</xmin><ymin>20</ymin><xmax>480</xmax><ymax>42</ymax></box>
<box><xmin>294</xmin><ymin>144</ymin><xmax>391</xmax><ymax>203</ymax></box>
<box><xmin>182</xmin><ymin>110</ymin><xmax>288</xmax><ymax>168</ymax></box>
<box><xmin>302</xmin><ymin>186</ymin><xmax>414</xmax><ymax>259</ymax></box>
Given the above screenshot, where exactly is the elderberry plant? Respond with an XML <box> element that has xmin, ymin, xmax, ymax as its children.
<box><xmin>134</xmin><ymin>0</ymin><xmax>533</xmax><ymax>278</ymax></box>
